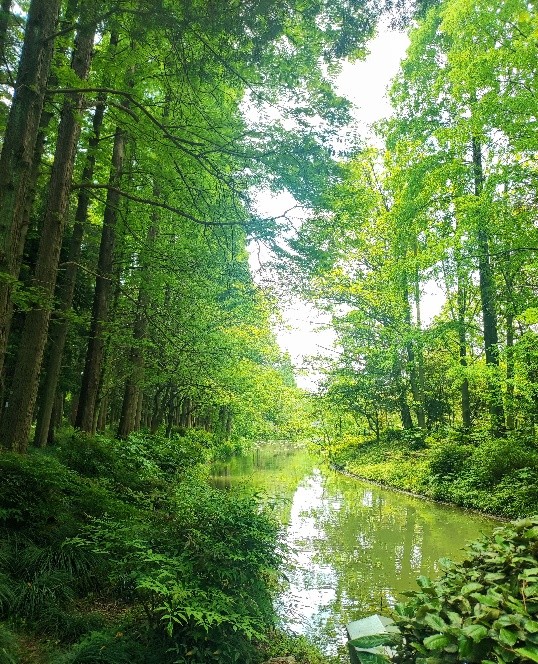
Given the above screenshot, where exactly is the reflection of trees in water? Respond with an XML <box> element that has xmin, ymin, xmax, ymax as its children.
<box><xmin>212</xmin><ymin>448</ymin><xmax>496</xmax><ymax>657</ymax></box>
<box><xmin>307</xmin><ymin>470</ymin><xmax>495</xmax><ymax>630</ymax></box>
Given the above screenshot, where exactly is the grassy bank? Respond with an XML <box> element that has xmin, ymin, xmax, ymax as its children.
<box><xmin>329</xmin><ymin>429</ymin><xmax>538</xmax><ymax>519</ymax></box>
<box><xmin>0</xmin><ymin>430</ymin><xmax>328</xmax><ymax>664</ymax></box>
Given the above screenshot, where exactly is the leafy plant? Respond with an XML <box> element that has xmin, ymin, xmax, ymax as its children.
<box><xmin>53</xmin><ymin>629</ymin><xmax>145</xmax><ymax>664</ymax></box>
<box><xmin>391</xmin><ymin>517</ymin><xmax>538</xmax><ymax>663</ymax></box>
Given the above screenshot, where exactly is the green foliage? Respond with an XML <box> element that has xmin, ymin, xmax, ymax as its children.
<box><xmin>392</xmin><ymin>517</ymin><xmax>538</xmax><ymax>663</ymax></box>
<box><xmin>331</xmin><ymin>433</ymin><xmax>538</xmax><ymax>518</ymax></box>
<box><xmin>0</xmin><ymin>432</ymin><xmax>291</xmax><ymax>662</ymax></box>
<box><xmin>256</xmin><ymin>628</ymin><xmax>332</xmax><ymax>664</ymax></box>
<box><xmin>72</xmin><ymin>476</ymin><xmax>280</xmax><ymax>659</ymax></box>
<box><xmin>0</xmin><ymin>624</ymin><xmax>18</xmax><ymax>664</ymax></box>
<box><xmin>53</xmin><ymin>629</ymin><xmax>145</xmax><ymax>664</ymax></box>
<box><xmin>427</xmin><ymin>441</ymin><xmax>473</xmax><ymax>479</ymax></box>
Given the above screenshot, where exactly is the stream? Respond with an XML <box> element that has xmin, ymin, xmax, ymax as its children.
<box><xmin>211</xmin><ymin>445</ymin><xmax>498</xmax><ymax>660</ymax></box>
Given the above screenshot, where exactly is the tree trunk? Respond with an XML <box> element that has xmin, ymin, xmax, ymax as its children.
<box><xmin>0</xmin><ymin>0</ymin><xmax>61</xmax><ymax>379</ymax></box>
<box><xmin>150</xmin><ymin>385</ymin><xmax>167</xmax><ymax>433</ymax></box>
<box><xmin>0</xmin><ymin>102</ymin><xmax>53</xmax><ymax>420</ymax></box>
<box><xmin>117</xmin><ymin>214</ymin><xmax>157</xmax><ymax>438</ymax></box>
<box><xmin>457</xmin><ymin>270</ymin><xmax>472</xmax><ymax>429</ymax></box>
<box><xmin>2</xmin><ymin>17</ymin><xmax>96</xmax><ymax>452</ymax></box>
<box><xmin>472</xmin><ymin>136</ymin><xmax>505</xmax><ymax>435</ymax></box>
<box><xmin>33</xmin><ymin>99</ymin><xmax>106</xmax><ymax>447</ymax></box>
<box><xmin>75</xmin><ymin>125</ymin><xmax>127</xmax><ymax>432</ymax></box>
<box><xmin>403</xmin><ymin>278</ymin><xmax>425</xmax><ymax>429</ymax></box>
<box><xmin>0</xmin><ymin>0</ymin><xmax>12</xmax><ymax>83</ymax></box>
<box><xmin>506</xmin><ymin>312</ymin><xmax>515</xmax><ymax>430</ymax></box>
<box><xmin>413</xmin><ymin>249</ymin><xmax>427</xmax><ymax>428</ymax></box>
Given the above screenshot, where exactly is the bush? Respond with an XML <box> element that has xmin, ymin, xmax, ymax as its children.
<box><xmin>53</xmin><ymin>629</ymin><xmax>145</xmax><ymax>664</ymax></box>
<box><xmin>392</xmin><ymin>517</ymin><xmax>538</xmax><ymax>663</ymax></box>
<box><xmin>256</xmin><ymin>629</ymin><xmax>330</xmax><ymax>664</ymax></box>
<box><xmin>466</xmin><ymin>437</ymin><xmax>538</xmax><ymax>488</ymax></box>
<box><xmin>0</xmin><ymin>452</ymin><xmax>80</xmax><ymax>531</ymax></box>
<box><xmin>428</xmin><ymin>441</ymin><xmax>473</xmax><ymax>479</ymax></box>
<box><xmin>69</xmin><ymin>476</ymin><xmax>281</xmax><ymax>663</ymax></box>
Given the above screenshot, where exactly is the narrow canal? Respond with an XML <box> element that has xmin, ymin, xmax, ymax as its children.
<box><xmin>211</xmin><ymin>445</ymin><xmax>498</xmax><ymax>660</ymax></box>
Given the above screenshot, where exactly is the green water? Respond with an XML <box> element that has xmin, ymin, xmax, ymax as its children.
<box><xmin>211</xmin><ymin>446</ymin><xmax>498</xmax><ymax>658</ymax></box>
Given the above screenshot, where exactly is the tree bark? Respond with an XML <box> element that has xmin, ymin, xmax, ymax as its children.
<box><xmin>506</xmin><ymin>311</ymin><xmax>515</xmax><ymax>430</ymax></box>
<box><xmin>2</xmin><ymin>16</ymin><xmax>97</xmax><ymax>452</ymax></box>
<box><xmin>403</xmin><ymin>278</ymin><xmax>426</xmax><ymax>429</ymax></box>
<box><xmin>0</xmin><ymin>0</ymin><xmax>12</xmax><ymax>83</ymax></box>
<box><xmin>0</xmin><ymin>0</ymin><xmax>61</xmax><ymax>380</ymax></box>
<box><xmin>456</xmin><ymin>268</ymin><xmax>472</xmax><ymax>429</ymax></box>
<box><xmin>472</xmin><ymin>136</ymin><xmax>505</xmax><ymax>435</ymax></box>
<box><xmin>75</xmin><ymin>126</ymin><xmax>127</xmax><ymax>432</ymax></box>
<box><xmin>117</xmin><ymin>212</ymin><xmax>157</xmax><ymax>438</ymax></box>
<box><xmin>33</xmin><ymin>98</ymin><xmax>106</xmax><ymax>447</ymax></box>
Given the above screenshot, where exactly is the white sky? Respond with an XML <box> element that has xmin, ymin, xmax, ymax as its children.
<box><xmin>251</xmin><ymin>24</ymin><xmax>413</xmax><ymax>389</ymax></box>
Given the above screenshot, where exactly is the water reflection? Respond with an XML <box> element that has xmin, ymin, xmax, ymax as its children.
<box><xmin>211</xmin><ymin>447</ymin><xmax>497</xmax><ymax>658</ymax></box>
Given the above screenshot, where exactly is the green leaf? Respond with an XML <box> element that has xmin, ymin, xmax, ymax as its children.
<box><xmin>525</xmin><ymin>620</ymin><xmax>538</xmax><ymax>634</ymax></box>
<box><xmin>461</xmin><ymin>582</ymin><xmax>483</xmax><ymax>595</ymax></box>
<box><xmin>462</xmin><ymin>624</ymin><xmax>488</xmax><ymax>642</ymax></box>
<box><xmin>499</xmin><ymin>627</ymin><xmax>518</xmax><ymax>647</ymax></box>
<box><xmin>423</xmin><ymin>634</ymin><xmax>451</xmax><ymax>651</ymax></box>
<box><xmin>515</xmin><ymin>645</ymin><xmax>538</xmax><ymax>662</ymax></box>
<box><xmin>423</xmin><ymin>614</ymin><xmax>448</xmax><ymax>632</ymax></box>
<box><xmin>471</xmin><ymin>592</ymin><xmax>500</xmax><ymax>607</ymax></box>
<box><xmin>349</xmin><ymin>634</ymin><xmax>399</xmax><ymax>649</ymax></box>
<box><xmin>356</xmin><ymin>652</ymin><xmax>390</xmax><ymax>664</ymax></box>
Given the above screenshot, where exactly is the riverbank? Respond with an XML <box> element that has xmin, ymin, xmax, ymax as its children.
<box><xmin>328</xmin><ymin>430</ymin><xmax>538</xmax><ymax>519</ymax></box>
<box><xmin>329</xmin><ymin>463</ymin><xmax>507</xmax><ymax>521</ymax></box>
<box><xmin>0</xmin><ymin>431</ymin><xmax>321</xmax><ymax>664</ymax></box>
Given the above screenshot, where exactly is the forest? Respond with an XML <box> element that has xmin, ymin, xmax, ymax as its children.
<box><xmin>1</xmin><ymin>0</ymin><xmax>538</xmax><ymax>662</ymax></box>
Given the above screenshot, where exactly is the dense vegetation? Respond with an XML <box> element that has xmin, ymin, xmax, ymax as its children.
<box><xmin>329</xmin><ymin>428</ymin><xmax>538</xmax><ymax>518</ymax></box>
<box><xmin>0</xmin><ymin>429</ymin><xmax>331</xmax><ymax>663</ymax></box>
<box><xmin>0</xmin><ymin>0</ymin><xmax>412</xmax><ymax>661</ymax></box>
<box><xmin>2</xmin><ymin>0</ymin><xmax>538</xmax><ymax>662</ymax></box>
<box><xmin>351</xmin><ymin>518</ymin><xmax>538</xmax><ymax>664</ymax></box>
<box><xmin>286</xmin><ymin>0</ymin><xmax>538</xmax><ymax>520</ymax></box>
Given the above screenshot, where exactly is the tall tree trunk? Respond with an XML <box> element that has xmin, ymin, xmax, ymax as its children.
<box><xmin>150</xmin><ymin>385</ymin><xmax>167</xmax><ymax>433</ymax></box>
<box><xmin>413</xmin><ymin>245</ymin><xmax>427</xmax><ymax>428</ymax></box>
<box><xmin>117</xmin><ymin>212</ymin><xmax>157</xmax><ymax>438</ymax></box>
<box><xmin>0</xmin><ymin>0</ymin><xmax>12</xmax><ymax>83</ymax></box>
<box><xmin>403</xmin><ymin>278</ymin><xmax>426</xmax><ymax>429</ymax></box>
<box><xmin>472</xmin><ymin>136</ymin><xmax>505</xmax><ymax>435</ymax></box>
<box><xmin>75</xmin><ymin>125</ymin><xmax>127</xmax><ymax>432</ymax></box>
<box><xmin>506</xmin><ymin>311</ymin><xmax>515</xmax><ymax>430</ymax></box>
<box><xmin>2</xmin><ymin>16</ymin><xmax>96</xmax><ymax>452</ymax></box>
<box><xmin>394</xmin><ymin>361</ymin><xmax>413</xmax><ymax>429</ymax></box>
<box><xmin>33</xmin><ymin>98</ymin><xmax>106</xmax><ymax>447</ymax></box>
<box><xmin>456</xmin><ymin>268</ymin><xmax>472</xmax><ymax>429</ymax></box>
<box><xmin>0</xmin><ymin>102</ymin><xmax>53</xmax><ymax>419</ymax></box>
<box><xmin>0</xmin><ymin>0</ymin><xmax>61</xmax><ymax>380</ymax></box>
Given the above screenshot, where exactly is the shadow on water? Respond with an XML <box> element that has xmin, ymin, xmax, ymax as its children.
<box><xmin>211</xmin><ymin>445</ymin><xmax>497</xmax><ymax>660</ymax></box>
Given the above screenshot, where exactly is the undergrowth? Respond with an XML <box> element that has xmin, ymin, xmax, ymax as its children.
<box><xmin>0</xmin><ymin>429</ymin><xmax>319</xmax><ymax>663</ymax></box>
<box><xmin>330</xmin><ymin>429</ymin><xmax>538</xmax><ymax>518</ymax></box>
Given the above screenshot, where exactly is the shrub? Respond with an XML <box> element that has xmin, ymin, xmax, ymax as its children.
<box><xmin>0</xmin><ymin>452</ymin><xmax>79</xmax><ymax>531</ymax></box>
<box><xmin>53</xmin><ymin>629</ymin><xmax>145</xmax><ymax>664</ymax></box>
<box><xmin>12</xmin><ymin>571</ymin><xmax>75</xmax><ymax>621</ymax></box>
<box><xmin>392</xmin><ymin>517</ymin><xmax>538</xmax><ymax>663</ymax></box>
<box><xmin>467</xmin><ymin>437</ymin><xmax>538</xmax><ymax>488</ymax></box>
<box><xmin>72</xmin><ymin>477</ymin><xmax>281</xmax><ymax>663</ymax></box>
<box><xmin>428</xmin><ymin>442</ymin><xmax>473</xmax><ymax>479</ymax></box>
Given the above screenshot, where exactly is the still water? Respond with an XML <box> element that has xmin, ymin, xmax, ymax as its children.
<box><xmin>211</xmin><ymin>446</ymin><xmax>498</xmax><ymax>658</ymax></box>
